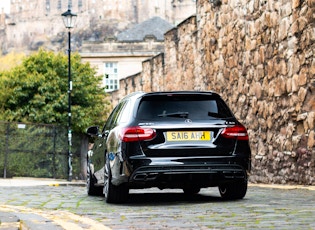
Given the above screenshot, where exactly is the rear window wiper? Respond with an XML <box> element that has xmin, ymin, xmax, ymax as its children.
<box><xmin>158</xmin><ymin>111</ymin><xmax>189</xmax><ymax>118</ymax></box>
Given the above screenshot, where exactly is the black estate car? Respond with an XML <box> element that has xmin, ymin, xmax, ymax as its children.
<box><xmin>86</xmin><ymin>91</ymin><xmax>251</xmax><ymax>203</ymax></box>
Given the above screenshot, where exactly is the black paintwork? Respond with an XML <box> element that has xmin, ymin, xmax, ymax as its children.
<box><xmin>86</xmin><ymin>91</ymin><xmax>251</xmax><ymax>202</ymax></box>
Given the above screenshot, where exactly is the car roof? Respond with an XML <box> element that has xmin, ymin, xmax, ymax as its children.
<box><xmin>143</xmin><ymin>91</ymin><xmax>218</xmax><ymax>96</ymax></box>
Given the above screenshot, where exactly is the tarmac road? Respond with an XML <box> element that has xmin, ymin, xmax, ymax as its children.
<box><xmin>0</xmin><ymin>178</ymin><xmax>314</xmax><ymax>229</ymax></box>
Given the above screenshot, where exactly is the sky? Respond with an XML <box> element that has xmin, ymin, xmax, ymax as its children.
<box><xmin>0</xmin><ymin>0</ymin><xmax>10</xmax><ymax>14</ymax></box>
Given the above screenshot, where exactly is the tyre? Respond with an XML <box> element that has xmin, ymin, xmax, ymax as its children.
<box><xmin>104</xmin><ymin>160</ymin><xmax>129</xmax><ymax>204</ymax></box>
<box><xmin>87</xmin><ymin>166</ymin><xmax>103</xmax><ymax>196</ymax></box>
<box><xmin>218</xmin><ymin>180</ymin><xmax>248</xmax><ymax>200</ymax></box>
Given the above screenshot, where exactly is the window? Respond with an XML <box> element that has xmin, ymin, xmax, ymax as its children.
<box><xmin>119</xmin><ymin>100</ymin><xmax>132</xmax><ymax>123</ymax></box>
<box><xmin>104</xmin><ymin>62</ymin><xmax>119</xmax><ymax>92</ymax></box>
<box><xmin>103</xmin><ymin>101</ymin><xmax>127</xmax><ymax>132</ymax></box>
<box><xmin>136</xmin><ymin>95</ymin><xmax>233</xmax><ymax>120</ymax></box>
<box><xmin>46</xmin><ymin>0</ymin><xmax>50</xmax><ymax>12</ymax></box>
<box><xmin>78</xmin><ymin>0</ymin><xmax>82</xmax><ymax>9</ymax></box>
<box><xmin>57</xmin><ymin>0</ymin><xmax>61</xmax><ymax>10</ymax></box>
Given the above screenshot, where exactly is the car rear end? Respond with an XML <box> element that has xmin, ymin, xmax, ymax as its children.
<box><xmin>120</xmin><ymin>91</ymin><xmax>251</xmax><ymax>198</ymax></box>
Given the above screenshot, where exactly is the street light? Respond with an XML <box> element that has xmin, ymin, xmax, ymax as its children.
<box><xmin>61</xmin><ymin>7</ymin><xmax>77</xmax><ymax>181</ymax></box>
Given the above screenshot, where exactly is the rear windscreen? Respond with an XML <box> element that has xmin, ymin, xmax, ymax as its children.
<box><xmin>136</xmin><ymin>95</ymin><xmax>234</xmax><ymax>120</ymax></box>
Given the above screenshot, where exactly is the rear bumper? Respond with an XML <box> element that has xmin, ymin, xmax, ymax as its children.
<box><xmin>126</xmin><ymin>156</ymin><xmax>250</xmax><ymax>189</ymax></box>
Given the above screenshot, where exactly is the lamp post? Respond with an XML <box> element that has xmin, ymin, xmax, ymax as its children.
<box><xmin>61</xmin><ymin>7</ymin><xmax>77</xmax><ymax>181</ymax></box>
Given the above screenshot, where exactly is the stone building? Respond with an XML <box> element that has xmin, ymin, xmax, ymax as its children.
<box><xmin>110</xmin><ymin>0</ymin><xmax>315</xmax><ymax>185</ymax></box>
<box><xmin>80</xmin><ymin>17</ymin><xmax>173</xmax><ymax>92</ymax></box>
<box><xmin>0</xmin><ymin>0</ymin><xmax>196</xmax><ymax>54</ymax></box>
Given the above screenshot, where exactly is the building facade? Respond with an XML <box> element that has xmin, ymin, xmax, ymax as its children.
<box><xmin>81</xmin><ymin>36</ymin><xmax>166</xmax><ymax>92</ymax></box>
<box><xmin>80</xmin><ymin>16</ymin><xmax>173</xmax><ymax>92</ymax></box>
<box><xmin>0</xmin><ymin>0</ymin><xmax>196</xmax><ymax>54</ymax></box>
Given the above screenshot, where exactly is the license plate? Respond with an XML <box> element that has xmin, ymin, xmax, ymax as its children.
<box><xmin>166</xmin><ymin>131</ymin><xmax>211</xmax><ymax>141</ymax></box>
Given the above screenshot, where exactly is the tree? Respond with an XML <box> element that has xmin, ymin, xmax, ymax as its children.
<box><xmin>0</xmin><ymin>49</ymin><xmax>109</xmax><ymax>133</ymax></box>
<box><xmin>0</xmin><ymin>52</ymin><xmax>25</xmax><ymax>71</ymax></box>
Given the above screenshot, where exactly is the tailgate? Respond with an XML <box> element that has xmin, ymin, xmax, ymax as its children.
<box><xmin>138</xmin><ymin>122</ymin><xmax>236</xmax><ymax>157</ymax></box>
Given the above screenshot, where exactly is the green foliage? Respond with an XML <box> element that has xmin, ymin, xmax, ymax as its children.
<box><xmin>0</xmin><ymin>151</ymin><xmax>80</xmax><ymax>179</ymax></box>
<box><xmin>0</xmin><ymin>52</ymin><xmax>25</xmax><ymax>71</ymax></box>
<box><xmin>0</xmin><ymin>49</ymin><xmax>109</xmax><ymax>133</ymax></box>
<box><xmin>0</xmin><ymin>121</ymin><xmax>82</xmax><ymax>179</ymax></box>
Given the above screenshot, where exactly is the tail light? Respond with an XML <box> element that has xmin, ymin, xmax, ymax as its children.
<box><xmin>119</xmin><ymin>126</ymin><xmax>156</xmax><ymax>142</ymax></box>
<box><xmin>221</xmin><ymin>125</ymin><xmax>249</xmax><ymax>141</ymax></box>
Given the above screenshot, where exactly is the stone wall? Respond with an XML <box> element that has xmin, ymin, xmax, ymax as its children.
<box><xmin>111</xmin><ymin>0</ymin><xmax>315</xmax><ymax>185</ymax></box>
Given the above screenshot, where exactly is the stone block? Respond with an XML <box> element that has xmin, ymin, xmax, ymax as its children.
<box><xmin>291</xmin><ymin>74</ymin><xmax>300</xmax><ymax>92</ymax></box>
<box><xmin>310</xmin><ymin>58</ymin><xmax>315</xmax><ymax>75</ymax></box>
<box><xmin>254</xmin><ymin>81</ymin><xmax>262</xmax><ymax>98</ymax></box>
<box><xmin>280</xmin><ymin>2</ymin><xmax>292</xmax><ymax>17</ymax></box>
<box><xmin>307</xmin><ymin>0</ymin><xmax>315</xmax><ymax>7</ymax></box>
<box><xmin>278</xmin><ymin>17</ymin><xmax>290</xmax><ymax>41</ymax></box>
<box><xmin>298</xmin><ymin>67</ymin><xmax>308</xmax><ymax>86</ymax></box>
<box><xmin>298</xmin><ymin>87</ymin><xmax>307</xmax><ymax>102</ymax></box>
<box><xmin>307</xmin><ymin>111</ymin><xmax>315</xmax><ymax>130</ymax></box>
<box><xmin>286</xmin><ymin>78</ymin><xmax>292</xmax><ymax>93</ymax></box>
<box><xmin>307</xmin><ymin>130</ymin><xmax>315</xmax><ymax>148</ymax></box>
<box><xmin>288</xmin><ymin>56</ymin><xmax>301</xmax><ymax>76</ymax></box>
<box><xmin>292</xmin><ymin>0</ymin><xmax>301</xmax><ymax>9</ymax></box>
<box><xmin>274</xmin><ymin>76</ymin><xmax>286</xmax><ymax>97</ymax></box>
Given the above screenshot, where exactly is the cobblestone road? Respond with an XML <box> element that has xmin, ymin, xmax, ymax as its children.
<box><xmin>0</xmin><ymin>180</ymin><xmax>314</xmax><ymax>229</ymax></box>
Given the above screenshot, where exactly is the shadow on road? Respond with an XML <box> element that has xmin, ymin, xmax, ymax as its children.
<box><xmin>120</xmin><ymin>191</ymin><xmax>231</xmax><ymax>206</ymax></box>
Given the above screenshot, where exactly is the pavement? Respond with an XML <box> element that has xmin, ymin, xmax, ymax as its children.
<box><xmin>0</xmin><ymin>178</ymin><xmax>86</xmax><ymax>230</ymax></box>
<box><xmin>0</xmin><ymin>177</ymin><xmax>85</xmax><ymax>187</ymax></box>
<box><xmin>0</xmin><ymin>178</ymin><xmax>314</xmax><ymax>230</ymax></box>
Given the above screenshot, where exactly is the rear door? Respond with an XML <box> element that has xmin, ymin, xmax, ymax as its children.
<box><xmin>91</xmin><ymin>100</ymin><xmax>129</xmax><ymax>183</ymax></box>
